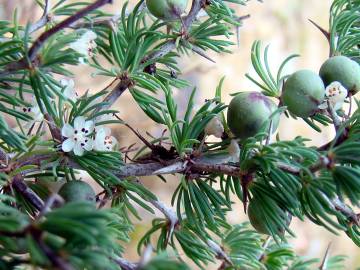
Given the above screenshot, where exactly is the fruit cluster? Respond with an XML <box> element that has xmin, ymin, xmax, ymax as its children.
<box><xmin>226</xmin><ymin>55</ymin><xmax>360</xmax><ymax>235</ymax></box>
<box><xmin>227</xmin><ymin>55</ymin><xmax>360</xmax><ymax>141</ymax></box>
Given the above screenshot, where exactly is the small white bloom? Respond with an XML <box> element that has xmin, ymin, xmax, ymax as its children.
<box><xmin>94</xmin><ymin>127</ymin><xmax>117</xmax><ymax>151</ymax></box>
<box><xmin>205</xmin><ymin>116</ymin><xmax>224</xmax><ymax>138</ymax></box>
<box><xmin>60</xmin><ymin>78</ymin><xmax>78</xmax><ymax>102</ymax></box>
<box><xmin>61</xmin><ymin>116</ymin><xmax>94</xmax><ymax>156</ymax></box>
<box><xmin>228</xmin><ymin>139</ymin><xmax>240</xmax><ymax>162</ymax></box>
<box><xmin>69</xmin><ymin>30</ymin><xmax>97</xmax><ymax>63</ymax></box>
<box><xmin>21</xmin><ymin>99</ymin><xmax>44</xmax><ymax>128</ymax></box>
<box><xmin>325</xmin><ymin>81</ymin><xmax>348</xmax><ymax>111</ymax></box>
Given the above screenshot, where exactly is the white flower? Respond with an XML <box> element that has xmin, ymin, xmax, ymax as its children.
<box><xmin>60</xmin><ymin>78</ymin><xmax>78</xmax><ymax>102</ymax></box>
<box><xmin>69</xmin><ymin>30</ymin><xmax>97</xmax><ymax>63</ymax></box>
<box><xmin>21</xmin><ymin>99</ymin><xmax>44</xmax><ymax>128</ymax></box>
<box><xmin>228</xmin><ymin>139</ymin><xmax>240</xmax><ymax>162</ymax></box>
<box><xmin>94</xmin><ymin>127</ymin><xmax>117</xmax><ymax>151</ymax></box>
<box><xmin>61</xmin><ymin>116</ymin><xmax>94</xmax><ymax>156</ymax></box>
<box><xmin>205</xmin><ymin>116</ymin><xmax>224</xmax><ymax>138</ymax></box>
<box><xmin>325</xmin><ymin>81</ymin><xmax>348</xmax><ymax>111</ymax></box>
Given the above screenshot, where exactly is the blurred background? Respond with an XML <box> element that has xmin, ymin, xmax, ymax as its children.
<box><xmin>0</xmin><ymin>0</ymin><xmax>359</xmax><ymax>268</ymax></box>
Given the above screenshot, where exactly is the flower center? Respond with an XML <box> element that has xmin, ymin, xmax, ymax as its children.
<box><xmin>73</xmin><ymin>129</ymin><xmax>89</xmax><ymax>142</ymax></box>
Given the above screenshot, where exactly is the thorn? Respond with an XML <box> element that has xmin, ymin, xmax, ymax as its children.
<box><xmin>191</xmin><ymin>46</ymin><xmax>216</xmax><ymax>63</ymax></box>
<box><xmin>319</xmin><ymin>243</ymin><xmax>332</xmax><ymax>270</ymax></box>
<box><xmin>114</xmin><ymin>114</ymin><xmax>155</xmax><ymax>150</ymax></box>
<box><xmin>308</xmin><ymin>19</ymin><xmax>330</xmax><ymax>42</ymax></box>
<box><xmin>236</xmin><ymin>26</ymin><xmax>240</xmax><ymax>48</ymax></box>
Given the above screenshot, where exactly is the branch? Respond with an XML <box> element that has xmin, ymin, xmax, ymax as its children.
<box><xmin>207</xmin><ymin>239</ymin><xmax>232</xmax><ymax>268</ymax></box>
<box><xmin>32</xmin><ymin>228</ymin><xmax>74</xmax><ymax>270</ymax></box>
<box><xmin>94</xmin><ymin>76</ymin><xmax>133</xmax><ymax>114</ymax></box>
<box><xmin>112</xmin><ymin>257</ymin><xmax>138</xmax><ymax>270</ymax></box>
<box><xmin>111</xmin><ymin>158</ymin><xmax>241</xmax><ymax>178</ymax></box>
<box><xmin>149</xmin><ymin>199</ymin><xmax>178</xmax><ymax>241</ymax></box>
<box><xmin>327</xmin><ymin>100</ymin><xmax>341</xmax><ymax>131</ymax></box>
<box><xmin>332</xmin><ymin>197</ymin><xmax>359</xmax><ymax>226</ymax></box>
<box><xmin>277</xmin><ymin>160</ymin><xmax>359</xmax><ymax>225</ymax></box>
<box><xmin>1</xmin><ymin>0</ymin><xmax>113</xmax><ymax>75</ymax></box>
<box><xmin>100</xmin><ymin>0</ymin><xmax>205</xmax><ymax>110</ymax></box>
<box><xmin>44</xmin><ymin>113</ymin><xmax>62</xmax><ymax>141</ymax></box>
<box><xmin>29</xmin><ymin>0</ymin><xmax>51</xmax><ymax>33</ymax></box>
<box><xmin>12</xmin><ymin>175</ymin><xmax>44</xmax><ymax>211</ymax></box>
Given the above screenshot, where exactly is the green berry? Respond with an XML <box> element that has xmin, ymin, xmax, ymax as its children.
<box><xmin>282</xmin><ymin>70</ymin><xmax>325</xmax><ymax>118</ymax></box>
<box><xmin>319</xmin><ymin>56</ymin><xmax>360</xmax><ymax>94</ymax></box>
<box><xmin>227</xmin><ymin>92</ymin><xmax>279</xmax><ymax>139</ymax></box>
<box><xmin>146</xmin><ymin>0</ymin><xmax>188</xmax><ymax>21</ymax></box>
<box><xmin>58</xmin><ymin>181</ymin><xmax>96</xmax><ymax>204</ymax></box>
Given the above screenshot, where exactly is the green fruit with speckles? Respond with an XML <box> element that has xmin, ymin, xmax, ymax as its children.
<box><xmin>227</xmin><ymin>92</ymin><xmax>279</xmax><ymax>139</ymax></box>
<box><xmin>146</xmin><ymin>0</ymin><xmax>188</xmax><ymax>21</ymax></box>
<box><xmin>58</xmin><ymin>181</ymin><xmax>96</xmax><ymax>204</ymax></box>
<box><xmin>319</xmin><ymin>56</ymin><xmax>360</xmax><ymax>94</ymax></box>
<box><xmin>282</xmin><ymin>70</ymin><xmax>325</xmax><ymax>118</ymax></box>
<box><xmin>248</xmin><ymin>200</ymin><xmax>291</xmax><ymax>235</ymax></box>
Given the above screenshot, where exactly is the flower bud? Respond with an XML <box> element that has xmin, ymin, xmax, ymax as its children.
<box><xmin>325</xmin><ymin>81</ymin><xmax>348</xmax><ymax>111</ymax></box>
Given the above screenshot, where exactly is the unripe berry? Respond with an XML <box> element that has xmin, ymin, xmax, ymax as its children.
<box><xmin>319</xmin><ymin>56</ymin><xmax>360</xmax><ymax>95</ymax></box>
<box><xmin>282</xmin><ymin>70</ymin><xmax>325</xmax><ymax>118</ymax></box>
<box><xmin>146</xmin><ymin>0</ymin><xmax>188</xmax><ymax>21</ymax></box>
<box><xmin>58</xmin><ymin>181</ymin><xmax>96</xmax><ymax>204</ymax></box>
<box><xmin>227</xmin><ymin>92</ymin><xmax>279</xmax><ymax>140</ymax></box>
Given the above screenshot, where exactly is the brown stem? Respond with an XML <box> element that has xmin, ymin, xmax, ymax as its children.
<box><xmin>100</xmin><ymin>0</ymin><xmax>205</xmax><ymax>111</ymax></box>
<box><xmin>12</xmin><ymin>175</ymin><xmax>44</xmax><ymax>211</ymax></box>
<box><xmin>2</xmin><ymin>0</ymin><xmax>113</xmax><ymax>74</ymax></box>
<box><xmin>44</xmin><ymin>113</ymin><xmax>62</xmax><ymax>141</ymax></box>
<box><xmin>29</xmin><ymin>0</ymin><xmax>51</xmax><ymax>33</ymax></box>
<box><xmin>32</xmin><ymin>228</ymin><xmax>73</xmax><ymax>270</ymax></box>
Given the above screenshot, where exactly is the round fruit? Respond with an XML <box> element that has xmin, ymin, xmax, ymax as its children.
<box><xmin>282</xmin><ymin>70</ymin><xmax>325</xmax><ymax>118</ymax></box>
<box><xmin>58</xmin><ymin>181</ymin><xmax>96</xmax><ymax>204</ymax></box>
<box><xmin>227</xmin><ymin>92</ymin><xmax>279</xmax><ymax>139</ymax></box>
<box><xmin>146</xmin><ymin>0</ymin><xmax>188</xmax><ymax>21</ymax></box>
<box><xmin>248</xmin><ymin>200</ymin><xmax>291</xmax><ymax>235</ymax></box>
<box><xmin>319</xmin><ymin>56</ymin><xmax>360</xmax><ymax>94</ymax></box>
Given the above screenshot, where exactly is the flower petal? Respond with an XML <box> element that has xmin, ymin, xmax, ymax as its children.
<box><xmin>96</xmin><ymin>127</ymin><xmax>110</xmax><ymax>138</ymax></box>
<box><xmin>73</xmin><ymin>143</ymin><xmax>84</xmax><ymax>156</ymax></box>
<box><xmin>83</xmin><ymin>139</ymin><xmax>93</xmax><ymax>151</ymax></box>
<box><xmin>110</xmin><ymin>136</ymin><xmax>118</xmax><ymax>148</ymax></box>
<box><xmin>70</xmin><ymin>41</ymin><xmax>88</xmax><ymax>55</ymax></box>
<box><xmin>74</xmin><ymin>116</ymin><xmax>86</xmax><ymax>130</ymax></box>
<box><xmin>82</xmin><ymin>30</ymin><xmax>97</xmax><ymax>41</ymax></box>
<box><xmin>62</xmin><ymin>138</ymin><xmax>75</xmax><ymax>152</ymax></box>
<box><xmin>94</xmin><ymin>140</ymin><xmax>104</xmax><ymax>151</ymax></box>
<box><xmin>84</xmin><ymin>120</ymin><xmax>95</xmax><ymax>133</ymax></box>
<box><xmin>62</xmin><ymin>124</ymin><xmax>74</xmax><ymax>137</ymax></box>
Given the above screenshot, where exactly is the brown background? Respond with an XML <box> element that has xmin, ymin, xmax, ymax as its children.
<box><xmin>0</xmin><ymin>0</ymin><xmax>359</xmax><ymax>268</ymax></box>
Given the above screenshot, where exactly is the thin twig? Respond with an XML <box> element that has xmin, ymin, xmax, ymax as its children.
<box><xmin>100</xmin><ymin>0</ymin><xmax>205</xmax><ymax>111</ymax></box>
<box><xmin>150</xmin><ymin>199</ymin><xmax>178</xmax><ymax>243</ymax></box>
<box><xmin>319</xmin><ymin>243</ymin><xmax>332</xmax><ymax>270</ymax></box>
<box><xmin>12</xmin><ymin>175</ymin><xmax>44</xmax><ymax>211</ymax></box>
<box><xmin>308</xmin><ymin>19</ymin><xmax>330</xmax><ymax>42</ymax></box>
<box><xmin>44</xmin><ymin>113</ymin><xmax>62</xmax><ymax>141</ymax></box>
<box><xmin>207</xmin><ymin>239</ymin><xmax>232</xmax><ymax>267</ymax></box>
<box><xmin>29</xmin><ymin>0</ymin><xmax>51</xmax><ymax>33</ymax></box>
<box><xmin>1</xmin><ymin>0</ymin><xmax>113</xmax><ymax>75</ymax></box>
<box><xmin>112</xmin><ymin>257</ymin><xmax>138</xmax><ymax>270</ymax></box>
<box><xmin>327</xmin><ymin>100</ymin><xmax>341</xmax><ymax>131</ymax></box>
